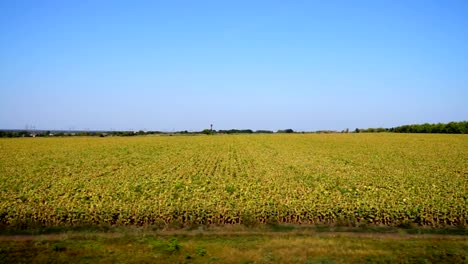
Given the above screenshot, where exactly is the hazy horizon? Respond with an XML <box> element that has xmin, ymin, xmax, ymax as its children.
<box><xmin>1</xmin><ymin>1</ymin><xmax>467</xmax><ymax>131</ymax></box>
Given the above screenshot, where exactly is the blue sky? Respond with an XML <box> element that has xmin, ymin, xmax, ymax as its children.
<box><xmin>1</xmin><ymin>0</ymin><xmax>467</xmax><ymax>131</ymax></box>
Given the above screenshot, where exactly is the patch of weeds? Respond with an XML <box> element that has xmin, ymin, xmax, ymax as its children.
<box><xmin>52</xmin><ymin>242</ymin><xmax>67</xmax><ymax>252</ymax></box>
<box><xmin>165</xmin><ymin>237</ymin><xmax>181</xmax><ymax>253</ymax></box>
<box><xmin>147</xmin><ymin>237</ymin><xmax>181</xmax><ymax>254</ymax></box>
<box><xmin>146</xmin><ymin>237</ymin><xmax>166</xmax><ymax>250</ymax></box>
<box><xmin>195</xmin><ymin>245</ymin><xmax>207</xmax><ymax>256</ymax></box>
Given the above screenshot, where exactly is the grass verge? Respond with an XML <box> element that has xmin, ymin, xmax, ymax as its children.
<box><xmin>0</xmin><ymin>225</ymin><xmax>466</xmax><ymax>263</ymax></box>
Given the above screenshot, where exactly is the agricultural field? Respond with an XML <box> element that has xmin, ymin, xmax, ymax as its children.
<box><xmin>0</xmin><ymin>133</ymin><xmax>466</xmax><ymax>228</ymax></box>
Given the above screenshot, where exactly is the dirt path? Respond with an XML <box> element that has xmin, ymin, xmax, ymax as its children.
<box><xmin>0</xmin><ymin>230</ymin><xmax>465</xmax><ymax>241</ymax></box>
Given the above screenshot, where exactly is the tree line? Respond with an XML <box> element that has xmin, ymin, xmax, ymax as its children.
<box><xmin>1</xmin><ymin>121</ymin><xmax>466</xmax><ymax>138</ymax></box>
<box><xmin>356</xmin><ymin>121</ymin><xmax>468</xmax><ymax>134</ymax></box>
<box><xmin>0</xmin><ymin>129</ymin><xmax>282</xmax><ymax>138</ymax></box>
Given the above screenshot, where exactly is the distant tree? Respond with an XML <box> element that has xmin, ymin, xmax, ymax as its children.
<box><xmin>255</xmin><ymin>130</ymin><xmax>273</xmax><ymax>134</ymax></box>
<box><xmin>277</xmin><ymin>129</ymin><xmax>294</xmax><ymax>133</ymax></box>
<box><xmin>218</xmin><ymin>129</ymin><xmax>253</xmax><ymax>134</ymax></box>
<box><xmin>202</xmin><ymin>129</ymin><xmax>213</xmax><ymax>135</ymax></box>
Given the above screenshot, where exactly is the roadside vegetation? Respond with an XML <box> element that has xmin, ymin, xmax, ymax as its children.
<box><xmin>1</xmin><ymin>226</ymin><xmax>466</xmax><ymax>263</ymax></box>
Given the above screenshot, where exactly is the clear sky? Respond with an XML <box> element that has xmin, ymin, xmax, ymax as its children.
<box><xmin>1</xmin><ymin>0</ymin><xmax>467</xmax><ymax>131</ymax></box>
